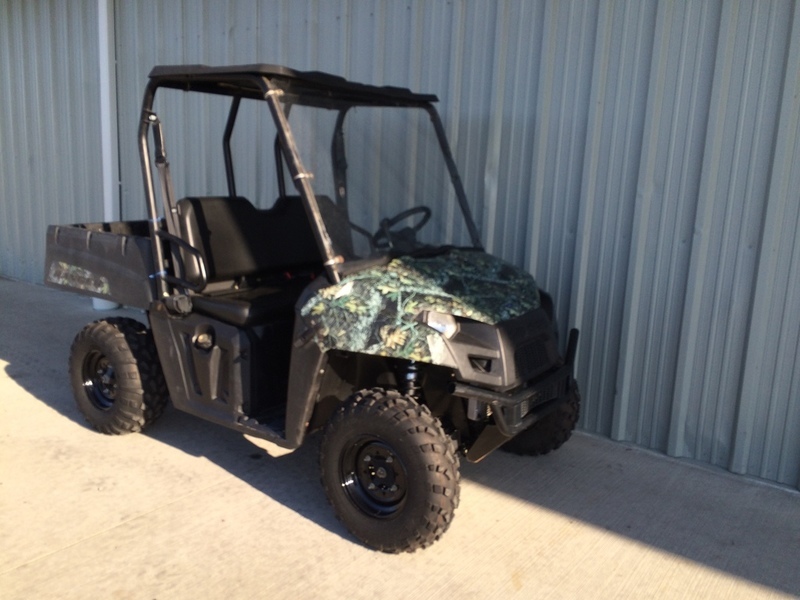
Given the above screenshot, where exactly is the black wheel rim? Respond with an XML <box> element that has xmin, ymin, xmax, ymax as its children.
<box><xmin>81</xmin><ymin>350</ymin><xmax>117</xmax><ymax>410</ymax></box>
<box><xmin>340</xmin><ymin>437</ymin><xmax>408</xmax><ymax>518</ymax></box>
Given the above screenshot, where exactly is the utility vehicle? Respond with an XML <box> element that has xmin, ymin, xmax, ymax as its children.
<box><xmin>45</xmin><ymin>64</ymin><xmax>580</xmax><ymax>552</ymax></box>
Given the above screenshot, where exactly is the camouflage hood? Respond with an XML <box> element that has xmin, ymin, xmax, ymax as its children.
<box><xmin>300</xmin><ymin>249</ymin><xmax>540</xmax><ymax>364</ymax></box>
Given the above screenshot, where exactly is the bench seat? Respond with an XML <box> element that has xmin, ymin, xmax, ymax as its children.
<box><xmin>176</xmin><ymin>195</ymin><xmax>324</xmax><ymax>326</ymax></box>
<box><xmin>190</xmin><ymin>279</ymin><xmax>310</xmax><ymax>327</ymax></box>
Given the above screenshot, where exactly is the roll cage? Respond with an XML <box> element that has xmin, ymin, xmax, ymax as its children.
<box><xmin>137</xmin><ymin>63</ymin><xmax>481</xmax><ymax>297</ymax></box>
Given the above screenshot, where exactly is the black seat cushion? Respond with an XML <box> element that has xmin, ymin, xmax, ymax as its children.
<box><xmin>190</xmin><ymin>279</ymin><xmax>309</xmax><ymax>327</ymax></box>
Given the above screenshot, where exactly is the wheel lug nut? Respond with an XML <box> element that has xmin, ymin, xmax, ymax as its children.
<box><xmin>363</xmin><ymin>455</ymin><xmax>371</xmax><ymax>462</ymax></box>
<box><xmin>389</xmin><ymin>485</ymin><xmax>398</xmax><ymax>492</ymax></box>
<box><xmin>368</xmin><ymin>483</ymin><xmax>376</xmax><ymax>490</ymax></box>
<box><xmin>386</xmin><ymin>456</ymin><xmax>393</xmax><ymax>463</ymax></box>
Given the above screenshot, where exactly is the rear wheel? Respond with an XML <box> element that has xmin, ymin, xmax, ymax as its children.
<box><xmin>320</xmin><ymin>388</ymin><xmax>460</xmax><ymax>553</ymax></box>
<box><xmin>501</xmin><ymin>382</ymin><xmax>580</xmax><ymax>456</ymax></box>
<box><xmin>69</xmin><ymin>317</ymin><xmax>168</xmax><ymax>434</ymax></box>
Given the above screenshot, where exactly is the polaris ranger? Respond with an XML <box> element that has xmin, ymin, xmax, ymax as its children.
<box><xmin>45</xmin><ymin>64</ymin><xmax>580</xmax><ymax>552</ymax></box>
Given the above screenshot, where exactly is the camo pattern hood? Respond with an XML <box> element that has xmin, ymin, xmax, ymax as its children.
<box><xmin>300</xmin><ymin>250</ymin><xmax>539</xmax><ymax>365</ymax></box>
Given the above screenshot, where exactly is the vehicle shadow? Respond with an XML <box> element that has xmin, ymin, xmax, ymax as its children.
<box><xmin>459</xmin><ymin>436</ymin><xmax>800</xmax><ymax>596</ymax></box>
<box><xmin>0</xmin><ymin>282</ymin><xmax>348</xmax><ymax>545</ymax></box>
<box><xmin>143</xmin><ymin>406</ymin><xmax>349</xmax><ymax>542</ymax></box>
<box><xmin>0</xmin><ymin>327</ymin><xmax>350</xmax><ymax>546</ymax></box>
<box><xmin>3</xmin><ymin>280</ymin><xmax>799</xmax><ymax>596</ymax></box>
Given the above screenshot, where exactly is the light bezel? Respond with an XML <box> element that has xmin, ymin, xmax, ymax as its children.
<box><xmin>423</xmin><ymin>311</ymin><xmax>459</xmax><ymax>339</ymax></box>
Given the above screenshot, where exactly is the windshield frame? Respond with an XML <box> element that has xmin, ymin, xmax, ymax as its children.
<box><xmin>271</xmin><ymin>94</ymin><xmax>484</xmax><ymax>279</ymax></box>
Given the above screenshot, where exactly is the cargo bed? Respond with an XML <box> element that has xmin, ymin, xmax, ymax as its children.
<box><xmin>44</xmin><ymin>221</ymin><xmax>156</xmax><ymax>309</ymax></box>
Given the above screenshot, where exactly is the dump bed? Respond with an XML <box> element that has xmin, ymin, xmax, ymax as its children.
<box><xmin>44</xmin><ymin>221</ymin><xmax>156</xmax><ymax>309</ymax></box>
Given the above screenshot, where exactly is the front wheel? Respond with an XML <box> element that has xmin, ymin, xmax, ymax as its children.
<box><xmin>319</xmin><ymin>388</ymin><xmax>460</xmax><ymax>553</ymax></box>
<box><xmin>69</xmin><ymin>318</ymin><xmax>168</xmax><ymax>435</ymax></box>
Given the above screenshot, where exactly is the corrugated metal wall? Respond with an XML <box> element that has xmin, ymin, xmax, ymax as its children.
<box><xmin>0</xmin><ymin>0</ymin><xmax>104</xmax><ymax>281</ymax></box>
<box><xmin>2</xmin><ymin>1</ymin><xmax>798</xmax><ymax>489</ymax></box>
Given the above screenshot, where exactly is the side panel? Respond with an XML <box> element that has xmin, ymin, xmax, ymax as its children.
<box><xmin>149</xmin><ymin>305</ymin><xmax>251</xmax><ymax>428</ymax></box>
<box><xmin>284</xmin><ymin>316</ymin><xmax>328</xmax><ymax>448</ymax></box>
<box><xmin>148</xmin><ymin>303</ymin><xmax>302</xmax><ymax>449</ymax></box>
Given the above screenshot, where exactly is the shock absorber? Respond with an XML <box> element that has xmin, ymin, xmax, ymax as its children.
<box><xmin>399</xmin><ymin>360</ymin><xmax>421</xmax><ymax>400</ymax></box>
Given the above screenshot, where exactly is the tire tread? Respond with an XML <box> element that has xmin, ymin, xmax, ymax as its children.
<box><xmin>69</xmin><ymin>317</ymin><xmax>168</xmax><ymax>435</ymax></box>
<box><xmin>320</xmin><ymin>388</ymin><xmax>460</xmax><ymax>553</ymax></box>
<box><xmin>502</xmin><ymin>383</ymin><xmax>580</xmax><ymax>456</ymax></box>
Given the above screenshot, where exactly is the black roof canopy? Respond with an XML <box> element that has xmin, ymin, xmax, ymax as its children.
<box><xmin>148</xmin><ymin>64</ymin><xmax>438</xmax><ymax>105</ymax></box>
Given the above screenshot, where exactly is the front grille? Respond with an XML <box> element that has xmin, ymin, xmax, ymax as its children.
<box><xmin>515</xmin><ymin>336</ymin><xmax>552</xmax><ymax>381</ymax></box>
<box><xmin>500</xmin><ymin>309</ymin><xmax>560</xmax><ymax>382</ymax></box>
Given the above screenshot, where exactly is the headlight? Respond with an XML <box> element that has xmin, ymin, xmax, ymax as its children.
<box><xmin>423</xmin><ymin>311</ymin><xmax>459</xmax><ymax>339</ymax></box>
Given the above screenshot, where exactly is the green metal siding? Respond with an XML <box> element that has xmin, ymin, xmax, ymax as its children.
<box><xmin>1</xmin><ymin>0</ymin><xmax>798</xmax><ymax>488</ymax></box>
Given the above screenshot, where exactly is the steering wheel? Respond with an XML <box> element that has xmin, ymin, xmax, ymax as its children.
<box><xmin>372</xmin><ymin>206</ymin><xmax>432</xmax><ymax>250</ymax></box>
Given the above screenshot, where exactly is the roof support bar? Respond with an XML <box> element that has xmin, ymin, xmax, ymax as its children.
<box><xmin>223</xmin><ymin>96</ymin><xmax>241</xmax><ymax>198</ymax></box>
<box><xmin>263</xmin><ymin>79</ymin><xmax>342</xmax><ymax>283</ymax></box>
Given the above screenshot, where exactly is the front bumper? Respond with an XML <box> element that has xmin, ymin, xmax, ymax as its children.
<box><xmin>451</xmin><ymin>328</ymin><xmax>579</xmax><ymax>458</ymax></box>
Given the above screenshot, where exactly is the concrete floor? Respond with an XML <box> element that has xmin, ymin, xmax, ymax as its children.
<box><xmin>1</xmin><ymin>278</ymin><xmax>799</xmax><ymax>599</ymax></box>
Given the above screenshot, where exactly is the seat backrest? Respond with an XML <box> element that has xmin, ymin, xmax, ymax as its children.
<box><xmin>177</xmin><ymin>196</ymin><xmax>322</xmax><ymax>288</ymax></box>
